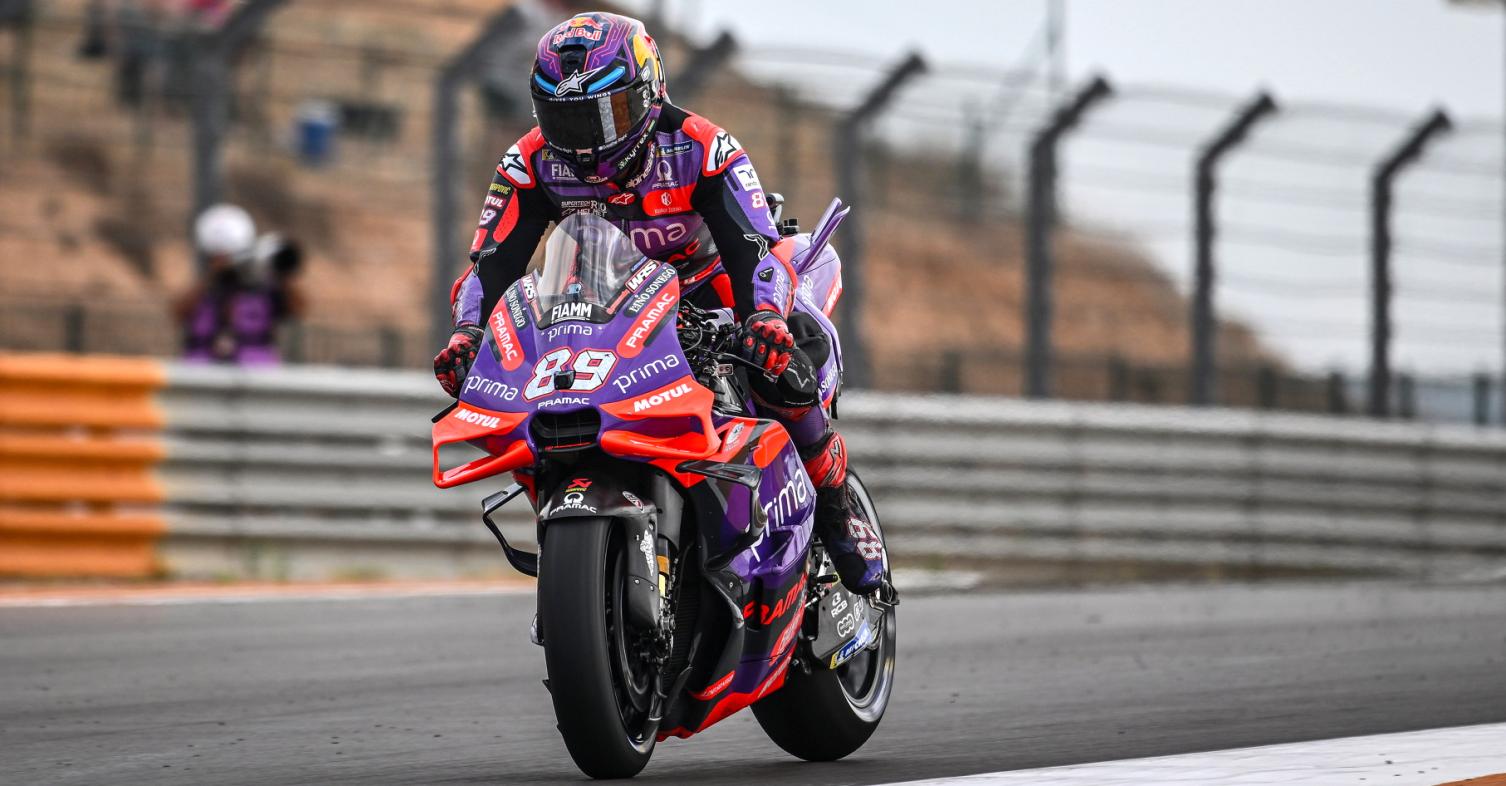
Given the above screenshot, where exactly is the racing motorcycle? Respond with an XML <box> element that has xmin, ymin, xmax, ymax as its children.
<box><xmin>431</xmin><ymin>203</ymin><xmax>896</xmax><ymax>778</ymax></box>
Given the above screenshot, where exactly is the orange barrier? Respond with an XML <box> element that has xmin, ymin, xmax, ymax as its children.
<box><xmin>0</xmin><ymin>353</ymin><xmax>167</xmax><ymax>577</ymax></box>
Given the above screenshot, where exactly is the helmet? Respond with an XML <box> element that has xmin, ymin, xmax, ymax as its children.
<box><xmin>530</xmin><ymin>12</ymin><xmax>665</xmax><ymax>185</ymax></box>
<box><xmin>194</xmin><ymin>203</ymin><xmax>256</xmax><ymax>259</ymax></box>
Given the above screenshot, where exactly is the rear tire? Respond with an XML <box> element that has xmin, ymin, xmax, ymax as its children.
<box><xmin>752</xmin><ymin>471</ymin><xmax>896</xmax><ymax>761</ymax></box>
<box><xmin>540</xmin><ymin>518</ymin><xmax>657</xmax><ymax>779</ymax></box>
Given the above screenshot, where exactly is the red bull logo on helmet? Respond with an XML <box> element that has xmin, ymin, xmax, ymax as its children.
<box><xmin>553</xmin><ymin>15</ymin><xmax>606</xmax><ymax>46</ymax></box>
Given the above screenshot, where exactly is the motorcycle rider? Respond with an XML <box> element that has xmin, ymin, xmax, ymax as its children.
<box><xmin>433</xmin><ymin>12</ymin><xmax>886</xmax><ymax>595</ymax></box>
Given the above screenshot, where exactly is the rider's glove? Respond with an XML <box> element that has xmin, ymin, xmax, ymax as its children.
<box><xmin>434</xmin><ymin>324</ymin><xmax>484</xmax><ymax>397</ymax></box>
<box><xmin>741</xmin><ymin>310</ymin><xmax>795</xmax><ymax>377</ymax></box>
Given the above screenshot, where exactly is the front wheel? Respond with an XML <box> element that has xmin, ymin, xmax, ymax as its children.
<box><xmin>752</xmin><ymin>470</ymin><xmax>897</xmax><ymax>761</ymax></box>
<box><xmin>540</xmin><ymin>517</ymin><xmax>658</xmax><ymax>779</ymax></box>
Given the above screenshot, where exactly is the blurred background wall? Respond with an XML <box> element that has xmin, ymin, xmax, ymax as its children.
<box><xmin>2</xmin><ymin>0</ymin><xmax>1503</xmax><ymax>424</ymax></box>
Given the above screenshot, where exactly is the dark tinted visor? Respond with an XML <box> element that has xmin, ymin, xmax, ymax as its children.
<box><xmin>534</xmin><ymin>82</ymin><xmax>652</xmax><ymax>152</ymax></box>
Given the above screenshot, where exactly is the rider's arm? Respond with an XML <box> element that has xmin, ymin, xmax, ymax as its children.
<box><xmin>467</xmin><ymin>159</ymin><xmax>554</xmax><ymax>326</ymax></box>
<box><xmin>688</xmin><ymin>137</ymin><xmax>785</xmax><ymax>320</ymax></box>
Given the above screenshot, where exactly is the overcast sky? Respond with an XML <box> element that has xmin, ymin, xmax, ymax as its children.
<box><xmin>634</xmin><ymin>0</ymin><xmax>1503</xmax><ymax>116</ymax></box>
<box><xmin>618</xmin><ymin>1</ymin><xmax>1505</xmax><ymax>379</ymax></box>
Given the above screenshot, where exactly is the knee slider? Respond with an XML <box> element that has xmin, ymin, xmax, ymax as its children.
<box><xmin>801</xmin><ymin>431</ymin><xmax>847</xmax><ymax>489</ymax></box>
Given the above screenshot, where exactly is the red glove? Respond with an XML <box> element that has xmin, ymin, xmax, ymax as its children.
<box><xmin>741</xmin><ymin>310</ymin><xmax>795</xmax><ymax>377</ymax></box>
<box><xmin>434</xmin><ymin>324</ymin><xmax>483</xmax><ymax>397</ymax></box>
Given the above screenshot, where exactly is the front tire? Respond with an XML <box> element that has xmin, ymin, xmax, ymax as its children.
<box><xmin>540</xmin><ymin>517</ymin><xmax>657</xmax><ymax>778</ymax></box>
<box><xmin>752</xmin><ymin>471</ymin><xmax>896</xmax><ymax>761</ymax></box>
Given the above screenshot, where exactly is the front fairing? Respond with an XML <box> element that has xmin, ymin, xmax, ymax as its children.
<box><xmin>435</xmin><ymin>256</ymin><xmax>719</xmax><ymax>485</ymax></box>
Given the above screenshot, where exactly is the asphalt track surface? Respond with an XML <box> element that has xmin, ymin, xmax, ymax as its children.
<box><xmin>4</xmin><ymin>582</ymin><xmax>1506</xmax><ymax>785</ymax></box>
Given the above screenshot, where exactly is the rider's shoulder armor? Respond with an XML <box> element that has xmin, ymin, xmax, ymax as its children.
<box><xmin>677</xmin><ymin>109</ymin><xmax>747</xmax><ymax>178</ymax></box>
<box><xmin>497</xmin><ymin>128</ymin><xmax>546</xmax><ymax>190</ymax></box>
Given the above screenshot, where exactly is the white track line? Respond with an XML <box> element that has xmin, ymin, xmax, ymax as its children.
<box><xmin>879</xmin><ymin>723</ymin><xmax>1506</xmax><ymax>786</ymax></box>
<box><xmin>0</xmin><ymin>583</ymin><xmax>533</xmax><ymax>608</ymax></box>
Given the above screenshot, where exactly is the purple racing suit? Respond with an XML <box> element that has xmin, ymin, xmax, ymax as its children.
<box><xmin>451</xmin><ymin>104</ymin><xmax>834</xmax><ymax>450</ymax></box>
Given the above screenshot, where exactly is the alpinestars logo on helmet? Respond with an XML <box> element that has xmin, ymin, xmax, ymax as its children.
<box><xmin>554</xmin><ymin>66</ymin><xmax>605</xmax><ymax>96</ymax></box>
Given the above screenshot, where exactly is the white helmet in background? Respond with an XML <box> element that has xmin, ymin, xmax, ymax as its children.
<box><xmin>194</xmin><ymin>204</ymin><xmax>256</xmax><ymax>259</ymax></box>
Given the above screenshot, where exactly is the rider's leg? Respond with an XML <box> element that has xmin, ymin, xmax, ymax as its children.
<box><xmin>785</xmin><ymin>406</ymin><xmax>885</xmax><ymax>595</ymax></box>
<box><xmin>752</xmin><ymin>362</ymin><xmax>885</xmax><ymax>595</ymax></box>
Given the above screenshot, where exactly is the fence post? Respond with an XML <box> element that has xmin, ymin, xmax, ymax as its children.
<box><xmin>671</xmin><ymin>31</ymin><xmax>736</xmax><ymax>102</ymax></box>
<box><xmin>188</xmin><ymin>0</ymin><xmax>287</xmax><ymax>270</ymax></box>
<box><xmin>64</xmin><ymin>303</ymin><xmax>85</xmax><ymax>353</ymax></box>
<box><xmin>1473</xmin><ymin>373</ymin><xmax>1491</xmax><ymax>426</ymax></box>
<box><xmin>3</xmin><ymin>0</ymin><xmax>33</xmax><ymax>152</ymax></box>
<box><xmin>1396</xmin><ymin>373</ymin><xmax>1417</xmax><ymax>420</ymax></box>
<box><xmin>1256</xmin><ymin>364</ymin><xmax>1278</xmax><ymax>410</ymax></box>
<box><xmin>831</xmin><ymin>52</ymin><xmax>926</xmax><ymax>389</ymax></box>
<box><xmin>428</xmin><ymin>7</ymin><xmax>529</xmax><ymax>354</ymax></box>
<box><xmin>1190</xmin><ymin>91</ymin><xmax>1276</xmax><ymax>407</ymax></box>
<box><xmin>1368</xmin><ymin>108</ymin><xmax>1451</xmax><ymax>418</ymax></box>
<box><xmin>957</xmin><ymin>103</ymin><xmax>986</xmax><ymax>224</ymax></box>
<box><xmin>1326</xmin><ymin>370</ymin><xmax>1348</xmax><ymax>415</ymax></box>
<box><xmin>1023</xmin><ymin>76</ymin><xmax>1112</xmax><ymax>400</ymax></box>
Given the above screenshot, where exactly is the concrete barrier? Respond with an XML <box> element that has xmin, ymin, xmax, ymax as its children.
<box><xmin>5</xmin><ymin>355</ymin><xmax>1506</xmax><ymax>581</ymax></box>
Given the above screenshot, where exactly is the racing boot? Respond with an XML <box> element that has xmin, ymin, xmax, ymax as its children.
<box><xmin>802</xmin><ymin>432</ymin><xmax>886</xmax><ymax>595</ymax></box>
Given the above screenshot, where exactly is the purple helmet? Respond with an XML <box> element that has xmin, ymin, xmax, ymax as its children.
<box><xmin>531</xmin><ymin>12</ymin><xmax>666</xmax><ymax>185</ymax></box>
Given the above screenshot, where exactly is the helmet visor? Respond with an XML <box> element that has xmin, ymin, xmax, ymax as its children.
<box><xmin>533</xmin><ymin>81</ymin><xmax>653</xmax><ymax>152</ymax></box>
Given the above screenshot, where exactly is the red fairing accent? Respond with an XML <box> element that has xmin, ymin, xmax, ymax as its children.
<box><xmin>511</xmin><ymin>471</ymin><xmax>538</xmax><ymax>507</ymax></box>
<box><xmin>751</xmin><ymin>424</ymin><xmax>792</xmax><ymax>469</ymax></box>
<box><xmin>688</xmin><ymin>670</ymin><xmax>735</xmax><ymax>701</ymax></box>
<box><xmin>431</xmin><ymin>404</ymin><xmax>531</xmax><ymax>488</ymax></box>
<box><xmin>599</xmin><ymin>375</ymin><xmax>721</xmax><ymax>460</ymax></box>
<box><xmin>822</xmin><ymin>271</ymin><xmax>843</xmax><ymax>316</ymax></box>
<box><xmin>615</xmin><ymin>277</ymin><xmax>680</xmax><ymax>359</ymax></box>
<box><xmin>692</xmin><ymin>644</ymin><xmax>795</xmax><ymax>733</ymax></box>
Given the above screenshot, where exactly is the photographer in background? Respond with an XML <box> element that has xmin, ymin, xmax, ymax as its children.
<box><xmin>175</xmin><ymin>204</ymin><xmax>305</xmax><ymax>364</ymax></box>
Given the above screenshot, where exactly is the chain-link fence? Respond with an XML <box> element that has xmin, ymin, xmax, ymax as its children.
<box><xmin>3</xmin><ymin>2</ymin><xmax>1503</xmax><ymax>424</ymax></box>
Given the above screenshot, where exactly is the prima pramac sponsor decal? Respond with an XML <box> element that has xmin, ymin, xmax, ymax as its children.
<box><xmin>761</xmin><ymin>453</ymin><xmax>814</xmax><ymax>529</ymax></box>
<box><xmin>489</xmin><ymin>309</ymin><xmax>525</xmax><ymax>371</ymax></box>
<box><xmin>545</xmin><ymin>323</ymin><xmax>596</xmax><ymax>341</ymax></box>
<box><xmin>462</xmin><ymin>373</ymin><xmax>520</xmax><ymax>401</ymax></box>
<box><xmin>616</xmin><ymin>280</ymin><xmax>678</xmax><ymax>358</ymax></box>
<box><xmin>610</xmin><ymin>353</ymin><xmax>680</xmax><ymax>393</ymax></box>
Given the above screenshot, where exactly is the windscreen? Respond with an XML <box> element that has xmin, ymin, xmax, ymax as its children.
<box><xmin>532</xmin><ymin>212</ymin><xmax>644</xmax><ymax>311</ymax></box>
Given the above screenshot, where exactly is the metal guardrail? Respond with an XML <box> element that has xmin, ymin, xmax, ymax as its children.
<box><xmin>151</xmin><ymin>364</ymin><xmax>1506</xmax><ymax>582</ymax></box>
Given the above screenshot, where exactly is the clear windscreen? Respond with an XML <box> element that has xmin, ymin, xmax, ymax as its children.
<box><xmin>532</xmin><ymin>212</ymin><xmax>644</xmax><ymax>311</ymax></box>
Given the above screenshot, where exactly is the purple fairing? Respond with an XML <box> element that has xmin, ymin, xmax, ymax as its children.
<box><xmin>788</xmin><ymin>233</ymin><xmax>846</xmax><ymax>403</ymax></box>
<box><xmin>457</xmin><ymin>257</ymin><xmax>815</xmax><ymax>716</ymax></box>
